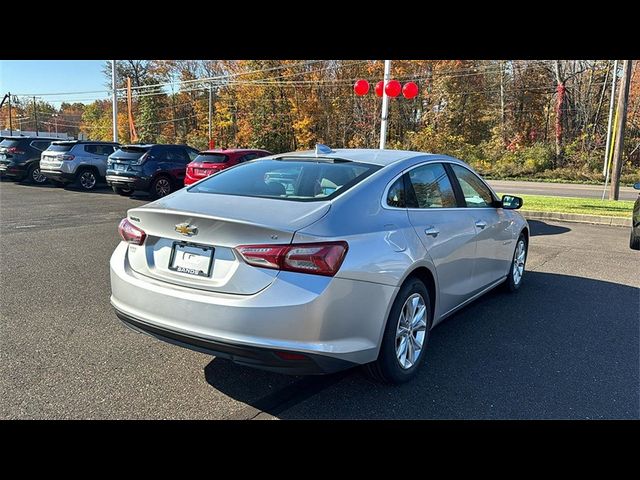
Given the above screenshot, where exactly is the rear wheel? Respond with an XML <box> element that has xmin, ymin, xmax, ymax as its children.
<box><xmin>76</xmin><ymin>169</ymin><xmax>99</xmax><ymax>191</ymax></box>
<box><xmin>504</xmin><ymin>234</ymin><xmax>527</xmax><ymax>292</ymax></box>
<box><xmin>112</xmin><ymin>186</ymin><xmax>134</xmax><ymax>196</ymax></box>
<box><xmin>150</xmin><ymin>176</ymin><xmax>172</xmax><ymax>199</ymax></box>
<box><xmin>364</xmin><ymin>278</ymin><xmax>432</xmax><ymax>384</ymax></box>
<box><xmin>27</xmin><ymin>164</ymin><xmax>47</xmax><ymax>184</ymax></box>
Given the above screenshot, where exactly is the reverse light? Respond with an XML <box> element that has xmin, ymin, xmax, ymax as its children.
<box><xmin>118</xmin><ymin>218</ymin><xmax>146</xmax><ymax>245</ymax></box>
<box><xmin>235</xmin><ymin>241</ymin><xmax>348</xmax><ymax>277</ymax></box>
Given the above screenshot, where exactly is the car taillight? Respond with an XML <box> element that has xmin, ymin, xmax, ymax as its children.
<box><xmin>118</xmin><ymin>218</ymin><xmax>146</xmax><ymax>245</ymax></box>
<box><xmin>61</xmin><ymin>154</ymin><xmax>75</xmax><ymax>161</ymax></box>
<box><xmin>7</xmin><ymin>147</ymin><xmax>25</xmax><ymax>155</ymax></box>
<box><xmin>235</xmin><ymin>241</ymin><xmax>348</xmax><ymax>277</ymax></box>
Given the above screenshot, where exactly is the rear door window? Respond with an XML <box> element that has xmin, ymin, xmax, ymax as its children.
<box><xmin>406</xmin><ymin>163</ymin><xmax>458</xmax><ymax>208</ymax></box>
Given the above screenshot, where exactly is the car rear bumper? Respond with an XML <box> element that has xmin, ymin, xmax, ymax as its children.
<box><xmin>40</xmin><ymin>170</ymin><xmax>75</xmax><ymax>183</ymax></box>
<box><xmin>110</xmin><ymin>241</ymin><xmax>397</xmax><ymax>374</ymax></box>
<box><xmin>0</xmin><ymin>163</ymin><xmax>27</xmax><ymax>178</ymax></box>
<box><xmin>106</xmin><ymin>174</ymin><xmax>150</xmax><ymax>191</ymax></box>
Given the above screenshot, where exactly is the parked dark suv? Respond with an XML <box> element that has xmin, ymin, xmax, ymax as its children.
<box><xmin>0</xmin><ymin>136</ymin><xmax>60</xmax><ymax>184</ymax></box>
<box><xmin>106</xmin><ymin>144</ymin><xmax>199</xmax><ymax>198</ymax></box>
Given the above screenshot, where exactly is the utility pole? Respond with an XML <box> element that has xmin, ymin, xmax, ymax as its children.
<box><xmin>603</xmin><ymin>60</ymin><xmax>618</xmax><ymax>176</ymax></box>
<box><xmin>499</xmin><ymin>61</ymin><xmax>506</xmax><ymax>143</ymax></box>
<box><xmin>33</xmin><ymin>96</ymin><xmax>39</xmax><ymax>136</ymax></box>
<box><xmin>8</xmin><ymin>94</ymin><xmax>12</xmax><ymax>135</ymax></box>
<box><xmin>379</xmin><ymin>60</ymin><xmax>391</xmax><ymax>149</ymax></box>
<box><xmin>609</xmin><ymin>60</ymin><xmax>633</xmax><ymax>200</ymax></box>
<box><xmin>208</xmin><ymin>84</ymin><xmax>213</xmax><ymax>149</ymax></box>
<box><xmin>112</xmin><ymin>60</ymin><xmax>118</xmax><ymax>142</ymax></box>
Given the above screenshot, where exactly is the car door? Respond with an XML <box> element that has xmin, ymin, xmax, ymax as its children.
<box><xmin>171</xmin><ymin>147</ymin><xmax>192</xmax><ymax>184</ymax></box>
<box><xmin>448</xmin><ymin>163</ymin><xmax>514</xmax><ymax>288</ymax></box>
<box><xmin>83</xmin><ymin>144</ymin><xmax>103</xmax><ymax>170</ymax></box>
<box><xmin>403</xmin><ymin>162</ymin><xmax>480</xmax><ymax>316</ymax></box>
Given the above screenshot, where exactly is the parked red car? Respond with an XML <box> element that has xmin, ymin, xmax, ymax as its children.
<box><xmin>184</xmin><ymin>148</ymin><xmax>272</xmax><ymax>186</ymax></box>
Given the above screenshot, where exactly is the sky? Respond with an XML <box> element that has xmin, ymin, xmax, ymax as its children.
<box><xmin>0</xmin><ymin>60</ymin><xmax>108</xmax><ymax>106</ymax></box>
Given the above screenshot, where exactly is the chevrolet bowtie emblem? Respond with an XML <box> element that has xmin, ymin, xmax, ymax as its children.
<box><xmin>175</xmin><ymin>223</ymin><xmax>198</xmax><ymax>236</ymax></box>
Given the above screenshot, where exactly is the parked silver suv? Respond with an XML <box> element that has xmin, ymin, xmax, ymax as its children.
<box><xmin>40</xmin><ymin>141</ymin><xmax>120</xmax><ymax>190</ymax></box>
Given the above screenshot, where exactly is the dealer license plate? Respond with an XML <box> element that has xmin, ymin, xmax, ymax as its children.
<box><xmin>169</xmin><ymin>243</ymin><xmax>214</xmax><ymax>277</ymax></box>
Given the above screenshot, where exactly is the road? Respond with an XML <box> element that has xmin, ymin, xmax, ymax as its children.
<box><xmin>488</xmin><ymin>179</ymin><xmax>638</xmax><ymax>201</ymax></box>
<box><xmin>1</xmin><ymin>180</ymin><xmax>638</xmax><ymax>419</ymax></box>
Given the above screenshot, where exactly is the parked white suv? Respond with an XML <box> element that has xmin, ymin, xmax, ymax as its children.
<box><xmin>40</xmin><ymin>141</ymin><xmax>120</xmax><ymax>190</ymax></box>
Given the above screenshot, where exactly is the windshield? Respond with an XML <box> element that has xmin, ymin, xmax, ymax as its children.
<box><xmin>46</xmin><ymin>143</ymin><xmax>75</xmax><ymax>152</ymax></box>
<box><xmin>194</xmin><ymin>153</ymin><xmax>228</xmax><ymax>164</ymax></box>
<box><xmin>188</xmin><ymin>159</ymin><xmax>380</xmax><ymax>201</ymax></box>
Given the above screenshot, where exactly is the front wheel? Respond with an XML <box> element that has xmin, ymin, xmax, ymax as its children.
<box><xmin>504</xmin><ymin>234</ymin><xmax>527</xmax><ymax>292</ymax></box>
<box><xmin>363</xmin><ymin>278</ymin><xmax>432</xmax><ymax>384</ymax></box>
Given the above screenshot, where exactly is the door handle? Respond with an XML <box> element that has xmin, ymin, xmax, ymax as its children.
<box><xmin>424</xmin><ymin>226</ymin><xmax>440</xmax><ymax>237</ymax></box>
<box><xmin>475</xmin><ymin>220</ymin><xmax>487</xmax><ymax>229</ymax></box>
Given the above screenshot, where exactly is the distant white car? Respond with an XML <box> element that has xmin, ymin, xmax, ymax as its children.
<box><xmin>110</xmin><ymin>146</ymin><xmax>528</xmax><ymax>383</ymax></box>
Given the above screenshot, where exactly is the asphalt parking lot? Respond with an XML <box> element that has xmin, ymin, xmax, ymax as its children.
<box><xmin>1</xmin><ymin>179</ymin><xmax>638</xmax><ymax>419</ymax></box>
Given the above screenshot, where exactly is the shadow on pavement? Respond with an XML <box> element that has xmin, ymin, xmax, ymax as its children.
<box><xmin>204</xmin><ymin>271</ymin><xmax>638</xmax><ymax>419</ymax></box>
<box><xmin>528</xmin><ymin>220</ymin><xmax>571</xmax><ymax>236</ymax></box>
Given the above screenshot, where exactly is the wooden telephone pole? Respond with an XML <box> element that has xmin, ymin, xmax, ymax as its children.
<box><xmin>609</xmin><ymin>60</ymin><xmax>633</xmax><ymax>200</ymax></box>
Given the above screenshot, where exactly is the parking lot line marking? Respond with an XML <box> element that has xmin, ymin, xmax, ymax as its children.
<box><xmin>14</xmin><ymin>225</ymin><xmax>37</xmax><ymax>229</ymax></box>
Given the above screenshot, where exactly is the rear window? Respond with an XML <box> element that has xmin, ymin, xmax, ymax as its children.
<box><xmin>46</xmin><ymin>143</ymin><xmax>75</xmax><ymax>152</ymax></box>
<box><xmin>188</xmin><ymin>159</ymin><xmax>380</xmax><ymax>201</ymax></box>
<box><xmin>0</xmin><ymin>139</ymin><xmax>24</xmax><ymax>148</ymax></box>
<box><xmin>110</xmin><ymin>146</ymin><xmax>150</xmax><ymax>161</ymax></box>
<box><xmin>194</xmin><ymin>153</ymin><xmax>228</xmax><ymax>164</ymax></box>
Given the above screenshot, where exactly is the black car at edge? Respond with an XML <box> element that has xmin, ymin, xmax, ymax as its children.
<box><xmin>0</xmin><ymin>136</ymin><xmax>60</xmax><ymax>184</ymax></box>
<box><xmin>106</xmin><ymin>144</ymin><xmax>199</xmax><ymax>198</ymax></box>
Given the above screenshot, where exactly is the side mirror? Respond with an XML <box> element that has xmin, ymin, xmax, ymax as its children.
<box><xmin>633</xmin><ymin>182</ymin><xmax>640</xmax><ymax>191</ymax></box>
<box><xmin>501</xmin><ymin>194</ymin><xmax>523</xmax><ymax>210</ymax></box>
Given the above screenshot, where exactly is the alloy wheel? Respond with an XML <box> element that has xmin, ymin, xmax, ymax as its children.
<box><xmin>155</xmin><ymin>178</ymin><xmax>171</xmax><ymax>197</ymax></box>
<box><xmin>79</xmin><ymin>171</ymin><xmax>96</xmax><ymax>190</ymax></box>
<box><xmin>395</xmin><ymin>293</ymin><xmax>427</xmax><ymax>369</ymax></box>
<box><xmin>32</xmin><ymin>167</ymin><xmax>47</xmax><ymax>183</ymax></box>
<box><xmin>513</xmin><ymin>239</ymin><xmax>526</xmax><ymax>285</ymax></box>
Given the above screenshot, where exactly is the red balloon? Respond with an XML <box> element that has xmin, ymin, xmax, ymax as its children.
<box><xmin>402</xmin><ymin>82</ymin><xmax>419</xmax><ymax>99</ymax></box>
<box><xmin>353</xmin><ymin>79</ymin><xmax>370</xmax><ymax>96</ymax></box>
<box><xmin>375</xmin><ymin>81</ymin><xmax>384</xmax><ymax>97</ymax></box>
<box><xmin>385</xmin><ymin>80</ymin><xmax>402</xmax><ymax>98</ymax></box>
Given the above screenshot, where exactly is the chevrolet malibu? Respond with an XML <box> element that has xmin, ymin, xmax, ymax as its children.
<box><xmin>110</xmin><ymin>146</ymin><xmax>528</xmax><ymax>383</ymax></box>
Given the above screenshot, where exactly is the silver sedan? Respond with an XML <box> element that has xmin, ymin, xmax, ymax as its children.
<box><xmin>110</xmin><ymin>147</ymin><xmax>528</xmax><ymax>383</ymax></box>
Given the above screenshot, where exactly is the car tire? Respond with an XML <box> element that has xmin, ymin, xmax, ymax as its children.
<box><xmin>27</xmin><ymin>164</ymin><xmax>47</xmax><ymax>185</ymax></box>
<box><xmin>150</xmin><ymin>175</ymin><xmax>173</xmax><ymax>199</ymax></box>
<box><xmin>363</xmin><ymin>277</ymin><xmax>432</xmax><ymax>384</ymax></box>
<box><xmin>630</xmin><ymin>229</ymin><xmax>640</xmax><ymax>250</ymax></box>
<box><xmin>76</xmin><ymin>168</ymin><xmax>99</xmax><ymax>191</ymax></box>
<box><xmin>112</xmin><ymin>186</ymin><xmax>134</xmax><ymax>196</ymax></box>
<box><xmin>504</xmin><ymin>234</ymin><xmax>528</xmax><ymax>292</ymax></box>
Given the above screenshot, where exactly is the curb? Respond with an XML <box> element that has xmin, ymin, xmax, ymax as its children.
<box><xmin>521</xmin><ymin>210</ymin><xmax>631</xmax><ymax>227</ymax></box>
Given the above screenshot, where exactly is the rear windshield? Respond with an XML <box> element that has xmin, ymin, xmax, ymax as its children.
<box><xmin>188</xmin><ymin>159</ymin><xmax>380</xmax><ymax>201</ymax></box>
<box><xmin>0</xmin><ymin>139</ymin><xmax>23</xmax><ymax>148</ymax></box>
<box><xmin>110</xmin><ymin>146</ymin><xmax>150</xmax><ymax>161</ymax></box>
<box><xmin>46</xmin><ymin>143</ymin><xmax>75</xmax><ymax>152</ymax></box>
<box><xmin>194</xmin><ymin>153</ymin><xmax>228</xmax><ymax>164</ymax></box>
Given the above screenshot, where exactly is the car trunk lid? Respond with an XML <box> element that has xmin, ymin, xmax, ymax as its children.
<box><xmin>124</xmin><ymin>192</ymin><xmax>331</xmax><ymax>294</ymax></box>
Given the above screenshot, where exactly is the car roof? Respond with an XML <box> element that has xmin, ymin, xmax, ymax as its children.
<box><xmin>119</xmin><ymin>144</ymin><xmax>194</xmax><ymax>148</ymax></box>
<box><xmin>52</xmin><ymin>140</ymin><xmax>119</xmax><ymax>145</ymax></box>
<box><xmin>199</xmin><ymin>148</ymin><xmax>270</xmax><ymax>154</ymax></box>
<box><xmin>272</xmin><ymin>148</ymin><xmax>438</xmax><ymax>167</ymax></box>
<box><xmin>2</xmin><ymin>135</ymin><xmax>61</xmax><ymax>141</ymax></box>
